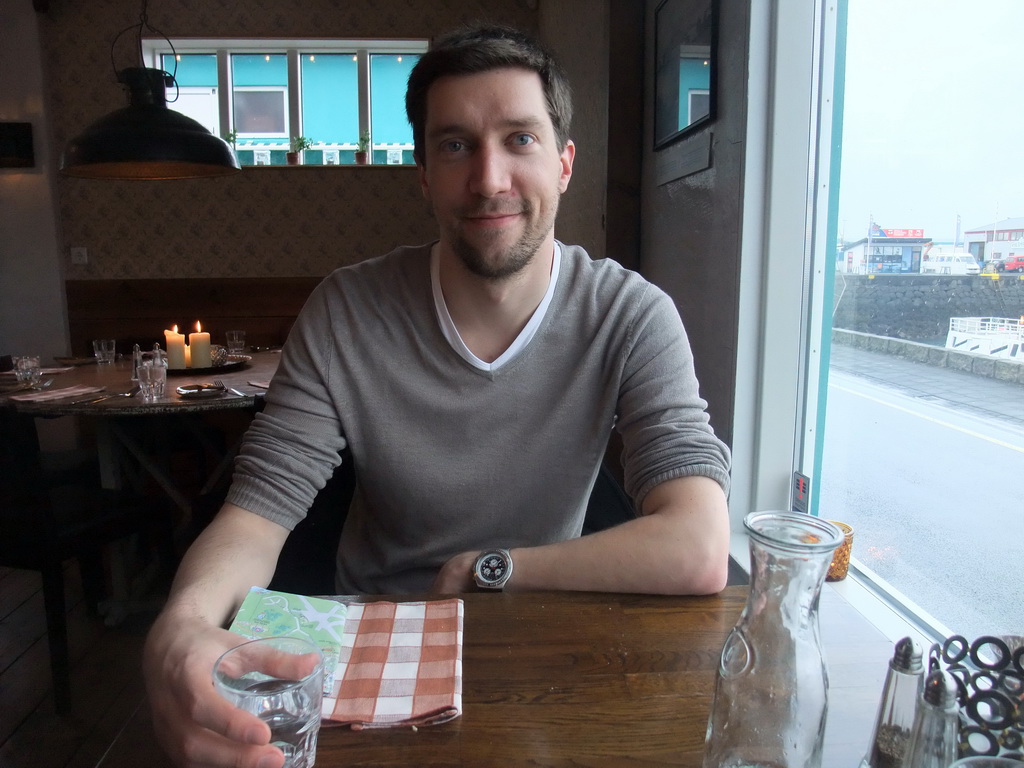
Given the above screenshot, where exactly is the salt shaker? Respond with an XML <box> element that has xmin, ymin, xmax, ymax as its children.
<box><xmin>904</xmin><ymin>670</ymin><xmax>960</xmax><ymax>768</ymax></box>
<box><xmin>859</xmin><ymin>636</ymin><xmax>925</xmax><ymax>768</ymax></box>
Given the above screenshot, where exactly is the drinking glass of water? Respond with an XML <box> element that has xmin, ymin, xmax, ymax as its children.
<box><xmin>137</xmin><ymin>352</ymin><xmax>167</xmax><ymax>401</ymax></box>
<box><xmin>13</xmin><ymin>355</ymin><xmax>42</xmax><ymax>387</ymax></box>
<box><xmin>92</xmin><ymin>338</ymin><xmax>116</xmax><ymax>364</ymax></box>
<box><xmin>213</xmin><ymin>636</ymin><xmax>325</xmax><ymax>768</ymax></box>
<box><xmin>225</xmin><ymin>329</ymin><xmax>247</xmax><ymax>354</ymax></box>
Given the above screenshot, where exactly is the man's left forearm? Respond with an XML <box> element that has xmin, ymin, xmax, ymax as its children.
<box><xmin>432</xmin><ymin>475</ymin><xmax>730</xmax><ymax>595</ymax></box>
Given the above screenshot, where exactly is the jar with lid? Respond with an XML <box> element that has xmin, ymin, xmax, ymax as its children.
<box><xmin>703</xmin><ymin>511</ymin><xmax>843</xmax><ymax>768</ymax></box>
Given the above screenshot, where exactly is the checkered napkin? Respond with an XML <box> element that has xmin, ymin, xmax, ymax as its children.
<box><xmin>324</xmin><ymin>598</ymin><xmax>464</xmax><ymax>729</ymax></box>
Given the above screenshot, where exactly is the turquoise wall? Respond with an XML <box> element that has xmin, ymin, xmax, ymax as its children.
<box><xmin>370</xmin><ymin>54</ymin><xmax>417</xmax><ymax>145</ymax></box>
<box><xmin>678</xmin><ymin>58</ymin><xmax>710</xmax><ymax>126</ymax></box>
<box><xmin>164</xmin><ymin>53</ymin><xmax>217</xmax><ymax>86</ymax></box>
<box><xmin>301</xmin><ymin>53</ymin><xmax>358</xmax><ymax>144</ymax></box>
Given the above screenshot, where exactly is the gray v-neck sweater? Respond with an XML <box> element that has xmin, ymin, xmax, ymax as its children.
<box><xmin>228</xmin><ymin>242</ymin><xmax>731</xmax><ymax>594</ymax></box>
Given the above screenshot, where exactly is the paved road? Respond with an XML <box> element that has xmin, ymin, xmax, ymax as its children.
<box><xmin>828</xmin><ymin>343</ymin><xmax>1024</xmax><ymax>428</ymax></box>
<box><xmin>821</xmin><ymin>343</ymin><xmax>1023</xmax><ymax>637</ymax></box>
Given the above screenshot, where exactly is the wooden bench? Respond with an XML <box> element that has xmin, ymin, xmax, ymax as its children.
<box><xmin>65</xmin><ymin>277</ymin><xmax>323</xmax><ymax>357</ymax></box>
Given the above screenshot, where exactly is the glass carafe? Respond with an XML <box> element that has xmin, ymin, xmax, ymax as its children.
<box><xmin>703</xmin><ymin>511</ymin><xmax>843</xmax><ymax>768</ymax></box>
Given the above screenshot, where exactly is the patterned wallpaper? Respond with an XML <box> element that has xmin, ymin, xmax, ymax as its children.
<box><xmin>39</xmin><ymin>0</ymin><xmax>538</xmax><ymax>279</ymax></box>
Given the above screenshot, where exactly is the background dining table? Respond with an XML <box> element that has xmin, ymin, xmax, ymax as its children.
<box><xmin>95</xmin><ymin>586</ymin><xmax>894</xmax><ymax>767</ymax></box>
<box><xmin>1</xmin><ymin>351</ymin><xmax>281</xmax><ymax>515</ymax></box>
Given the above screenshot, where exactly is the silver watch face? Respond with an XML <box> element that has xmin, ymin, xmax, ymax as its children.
<box><xmin>478</xmin><ymin>552</ymin><xmax>508</xmax><ymax>584</ymax></box>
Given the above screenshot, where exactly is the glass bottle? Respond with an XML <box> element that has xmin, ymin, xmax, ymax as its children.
<box><xmin>903</xmin><ymin>670</ymin><xmax>959</xmax><ymax>768</ymax></box>
<box><xmin>703</xmin><ymin>511</ymin><xmax>843</xmax><ymax>768</ymax></box>
<box><xmin>130</xmin><ymin>343</ymin><xmax>142</xmax><ymax>381</ymax></box>
<box><xmin>859</xmin><ymin>636</ymin><xmax>925</xmax><ymax>768</ymax></box>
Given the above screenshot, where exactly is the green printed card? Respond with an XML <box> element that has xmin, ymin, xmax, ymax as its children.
<box><xmin>228</xmin><ymin>587</ymin><xmax>347</xmax><ymax>694</ymax></box>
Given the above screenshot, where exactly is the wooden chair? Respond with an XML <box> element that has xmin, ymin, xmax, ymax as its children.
<box><xmin>0</xmin><ymin>412</ymin><xmax>176</xmax><ymax>712</ymax></box>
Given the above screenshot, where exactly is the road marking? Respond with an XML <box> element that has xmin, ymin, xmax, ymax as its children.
<box><xmin>830</xmin><ymin>382</ymin><xmax>1024</xmax><ymax>453</ymax></box>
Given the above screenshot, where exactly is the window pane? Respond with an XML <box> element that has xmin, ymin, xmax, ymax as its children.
<box><xmin>232</xmin><ymin>54</ymin><xmax>288</xmax><ymax>139</ymax></box>
<box><xmin>370</xmin><ymin>53</ymin><xmax>418</xmax><ymax>163</ymax></box>
<box><xmin>819</xmin><ymin>0</ymin><xmax>1024</xmax><ymax>638</ymax></box>
<box><xmin>300</xmin><ymin>53</ymin><xmax>358</xmax><ymax>146</ymax></box>
<box><xmin>159</xmin><ymin>54</ymin><xmax>220</xmax><ymax>135</ymax></box>
<box><xmin>163</xmin><ymin>53</ymin><xmax>217</xmax><ymax>87</ymax></box>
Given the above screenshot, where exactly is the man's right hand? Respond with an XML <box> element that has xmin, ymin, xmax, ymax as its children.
<box><xmin>143</xmin><ymin>611</ymin><xmax>287</xmax><ymax>768</ymax></box>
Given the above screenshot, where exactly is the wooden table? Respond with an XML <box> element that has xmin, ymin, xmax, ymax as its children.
<box><xmin>2</xmin><ymin>352</ymin><xmax>281</xmax><ymax>513</ymax></box>
<box><xmin>97</xmin><ymin>587</ymin><xmax>893</xmax><ymax>767</ymax></box>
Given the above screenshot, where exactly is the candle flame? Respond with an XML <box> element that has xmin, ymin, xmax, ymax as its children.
<box><xmin>196</xmin><ymin>321</ymin><xmax>203</xmax><ymax>333</ymax></box>
<box><xmin>172</xmin><ymin>324</ymin><xmax>178</xmax><ymax>333</ymax></box>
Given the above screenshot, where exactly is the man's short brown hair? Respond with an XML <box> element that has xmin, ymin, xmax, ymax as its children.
<box><xmin>405</xmin><ymin>24</ymin><xmax>573</xmax><ymax>163</ymax></box>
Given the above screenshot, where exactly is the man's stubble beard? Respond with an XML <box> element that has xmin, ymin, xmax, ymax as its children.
<box><xmin>444</xmin><ymin>196</ymin><xmax>559</xmax><ymax>282</ymax></box>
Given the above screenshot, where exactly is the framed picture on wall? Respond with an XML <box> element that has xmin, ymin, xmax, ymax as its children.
<box><xmin>654</xmin><ymin>0</ymin><xmax>717</xmax><ymax>150</ymax></box>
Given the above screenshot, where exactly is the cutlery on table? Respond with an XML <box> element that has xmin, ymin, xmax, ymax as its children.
<box><xmin>77</xmin><ymin>385</ymin><xmax>140</xmax><ymax>405</ymax></box>
<box><xmin>214</xmin><ymin>379</ymin><xmax>247</xmax><ymax>397</ymax></box>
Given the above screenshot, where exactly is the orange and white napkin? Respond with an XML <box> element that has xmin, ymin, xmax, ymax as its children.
<box><xmin>7</xmin><ymin>385</ymin><xmax>103</xmax><ymax>402</ymax></box>
<box><xmin>324</xmin><ymin>598</ymin><xmax>463</xmax><ymax>729</ymax></box>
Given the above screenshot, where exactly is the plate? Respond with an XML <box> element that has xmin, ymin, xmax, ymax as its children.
<box><xmin>176</xmin><ymin>384</ymin><xmax>227</xmax><ymax>400</ymax></box>
<box><xmin>167</xmin><ymin>355</ymin><xmax>251</xmax><ymax>376</ymax></box>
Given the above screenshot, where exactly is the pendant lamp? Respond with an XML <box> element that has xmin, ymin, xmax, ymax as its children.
<box><xmin>59</xmin><ymin>4</ymin><xmax>239</xmax><ymax>180</ymax></box>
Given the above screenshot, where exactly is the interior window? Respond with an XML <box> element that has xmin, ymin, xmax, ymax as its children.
<box><xmin>144</xmin><ymin>39</ymin><xmax>428</xmax><ymax>166</ymax></box>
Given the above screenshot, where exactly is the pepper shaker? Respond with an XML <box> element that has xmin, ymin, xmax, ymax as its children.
<box><xmin>859</xmin><ymin>636</ymin><xmax>925</xmax><ymax>768</ymax></box>
<box><xmin>904</xmin><ymin>670</ymin><xmax>960</xmax><ymax>768</ymax></box>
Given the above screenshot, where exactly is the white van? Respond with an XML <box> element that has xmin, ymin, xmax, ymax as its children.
<box><xmin>921</xmin><ymin>252</ymin><xmax>980</xmax><ymax>275</ymax></box>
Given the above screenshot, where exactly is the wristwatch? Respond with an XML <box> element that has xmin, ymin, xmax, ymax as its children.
<box><xmin>473</xmin><ymin>548</ymin><xmax>513</xmax><ymax>590</ymax></box>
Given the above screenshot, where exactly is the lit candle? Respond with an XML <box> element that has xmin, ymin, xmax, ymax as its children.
<box><xmin>189</xmin><ymin>321</ymin><xmax>212</xmax><ymax>368</ymax></box>
<box><xmin>164</xmin><ymin>325</ymin><xmax>187</xmax><ymax>369</ymax></box>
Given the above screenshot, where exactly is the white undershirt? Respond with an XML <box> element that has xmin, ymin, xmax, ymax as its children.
<box><xmin>431</xmin><ymin>243</ymin><xmax>561</xmax><ymax>372</ymax></box>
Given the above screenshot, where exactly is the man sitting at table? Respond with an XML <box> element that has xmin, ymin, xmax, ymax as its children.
<box><xmin>144</xmin><ymin>23</ymin><xmax>731</xmax><ymax>768</ymax></box>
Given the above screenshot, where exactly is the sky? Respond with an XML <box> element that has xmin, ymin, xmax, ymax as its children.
<box><xmin>837</xmin><ymin>0</ymin><xmax>1024</xmax><ymax>243</ymax></box>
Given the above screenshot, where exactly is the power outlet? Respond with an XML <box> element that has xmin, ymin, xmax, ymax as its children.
<box><xmin>70</xmin><ymin>246</ymin><xmax>88</xmax><ymax>265</ymax></box>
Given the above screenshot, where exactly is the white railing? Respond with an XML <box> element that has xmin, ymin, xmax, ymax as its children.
<box><xmin>948</xmin><ymin>316</ymin><xmax>1024</xmax><ymax>340</ymax></box>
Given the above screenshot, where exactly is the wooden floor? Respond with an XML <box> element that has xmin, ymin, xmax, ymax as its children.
<box><xmin>0</xmin><ymin>562</ymin><xmax>164</xmax><ymax>768</ymax></box>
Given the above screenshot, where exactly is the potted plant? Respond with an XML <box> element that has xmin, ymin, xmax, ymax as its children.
<box><xmin>223</xmin><ymin>129</ymin><xmax>238</xmax><ymax>160</ymax></box>
<box><xmin>354</xmin><ymin>131</ymin><xmax>370</xmax><ymax>165</ymax></box>
<box><xmin>287</xmin><ymin>136</ymin><xmax>313</xmax><ymax>165</ymax></box>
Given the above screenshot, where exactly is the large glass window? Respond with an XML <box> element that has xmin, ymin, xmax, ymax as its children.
<box><xmin>146</xmin><ymin>39</ymin><xmax>427</xmax><ymax>166</ymax></box>
<box><xmin>814</xmin><ymin>0</ymin><xmax>1024</xmax><ymax>639</ymax></box>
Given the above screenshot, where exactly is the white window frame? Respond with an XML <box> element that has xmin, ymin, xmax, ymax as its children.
<box><xmin>143</xmin><ymin>38</ymin><xmax>427</xmax><ymax>156</ymax></box>
<box><xmin>231</xmin><ymin>85</ymin><xmax>289</xmax><ymax>139</ymax></box>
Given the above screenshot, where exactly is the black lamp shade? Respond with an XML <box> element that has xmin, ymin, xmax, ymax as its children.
<box><xmin>61</xmin><ymin>67</ymin><xmax>240</xmax><ymax>180</ymax></box>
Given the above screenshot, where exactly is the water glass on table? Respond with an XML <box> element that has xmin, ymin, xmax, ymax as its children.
<box><xmin>13</xmin><ymin>355</ymin><xmax>42</xmax><ymax>387</ymax></box>
<box><xmin>92</xmin><ymin>338</ymin><xmax>116</xmax><ymax>364</ymax></box>
<box><xmin>225</xmin><ymin>330</ymin><xmax>247</xmax><ymax>354</ymax></box>
<box><xmin>137</xmin><ymin>352</ymin><xmax>167</xmax><ymax>401</ymax></box>
<box><xmin>213</xmin><ymin>636</ymin><xmax>325</xmax><ymax>768</ymax></box>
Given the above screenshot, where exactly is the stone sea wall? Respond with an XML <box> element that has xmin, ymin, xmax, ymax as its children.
<box><xmin>832</xmin><ymin>329</ymin><xmax>1024</xmax><ymax>385</ymax></box>
<box><xmin>832</xmin><ymin>274</ymin><xmax>1024</xmax><ymax>341</ymax></box>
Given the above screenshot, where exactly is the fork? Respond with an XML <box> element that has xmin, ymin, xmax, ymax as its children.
<box><xmin>214</xmin><ymin>379</ymin><xmax>247</xmax><ymax>397</ymax></box>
